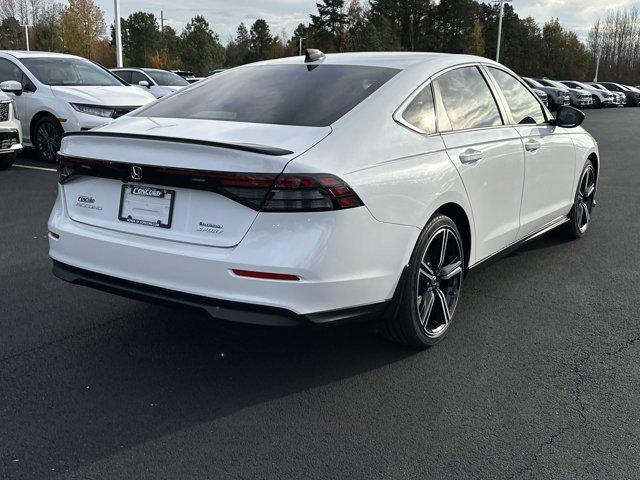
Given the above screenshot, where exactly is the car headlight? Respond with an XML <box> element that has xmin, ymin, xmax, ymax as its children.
<box><xmin>70</xmin><ymin>103</ymin><xmax>115</xmax><ymax>118</ymax></box>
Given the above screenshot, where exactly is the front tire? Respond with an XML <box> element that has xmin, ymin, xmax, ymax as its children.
<box><xmin>33</xmin><ymin>116</ymin><xmax>63</xmax><ymax>163</ymax></box>
<box><xmin>566</xmin><ymin>160</ymin><xmax>596</xmax><ymax>239</ymax></box>
<box><xmin>593</xmin><ymin>97</ymin><xmax>602</xmax><ymax>109</ymax></box>
<box><xmin>0</xmin><ymin>152</ymin><xmax>16</xmax><ymax>170</ymax></box>
<box><xmin>382</xmin><ymin>215</ymin><xmax>464</xmax><ymax>348</ymax></box>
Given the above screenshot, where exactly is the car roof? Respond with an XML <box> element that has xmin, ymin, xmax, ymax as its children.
<box><xmin>249</xmin><ymin>51</ymin><xmax>501</xmax><ymax>72</ymax></box>
<box><xmin>0</xmin><ymin>50</ymin><xmax>83</xmax><ymax>60</ymax></box>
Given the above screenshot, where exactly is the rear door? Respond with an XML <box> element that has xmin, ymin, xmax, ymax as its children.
<box><xmin>435</xmin><ymin>66</ymin><xmax>525</xmax><ymax>261</ymax></box>
<box><xmin>485</xmin><ymin>66</ymin><xmax>575</xmax><ymax>239</ymax></box>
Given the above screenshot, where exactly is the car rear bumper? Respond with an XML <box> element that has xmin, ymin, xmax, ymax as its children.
<box><xmin>48</xmin><ymin>186</ymin><xmax>418</xmax><ymax>322</ymax></box>
<box><xmin>52</xmin><ymin>260</ymin><xmax>389</xmax><ymax>326</ymax></box>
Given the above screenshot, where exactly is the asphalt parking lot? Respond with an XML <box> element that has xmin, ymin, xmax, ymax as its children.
<box><xmin>1</xmin><ymin>108</ymin><xmax>639</xmax><ymax>479</ymax></box>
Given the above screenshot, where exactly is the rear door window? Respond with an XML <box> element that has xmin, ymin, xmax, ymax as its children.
<box><xmin>435</xmin><ymin>67</ymin><xmax>502</xmax><ymax>131</ymax></box>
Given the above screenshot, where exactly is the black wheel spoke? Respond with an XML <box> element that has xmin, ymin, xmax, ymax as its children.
<box><xmin>418</xmin><ymin>291</ymin><xmax>435</xmax><ymax>326</ymax></box>
<box><xmin>434</xmin><ymin>288</ymin><xmax>451</xmax><ymax>325</ymax></box>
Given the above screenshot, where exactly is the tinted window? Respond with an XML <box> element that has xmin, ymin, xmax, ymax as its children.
<box><xmin>401</xmin><ymin>83</ymin><xmax>436</xmax><ymax>133</ymax></box>
<box><xmin>137</xmin><ymin>64</ymin><xmax>400</xmax><ymax>127</ymax></box>
<box><xmin>524</xmin><ymin>78</ymin><xmax>545</xmax><ymax>89</ymax></box>
<box><xmin>436</xmin><ymin>67</ymin><xmax>502</xmax><ymax>131</ymax></box>
<box><xmin>130</xmin><ymin>71</ymin><xmax>149</xmax><ymax>85</ymax></box>
<box><xmin>21</xmin><ymin>57</ymin><xmax>122</xmax><ymax>86</ymax></box>
<box><xmin>114</xmin><ymin>70</ymin><xmax>132</xmax><ymax>83</ymax></box>
<box><xmin>0</xmin><ymin>58</ymin><xmax>27</xmax><ymax>85</ymax></box>
<box><xmin>145</xmin><ymin>69</ymin><xmax>189</xmax><ymax>86</ymax></box>
<box><xmin>488</xmin><ymin>68</ymin><xmax>544</xmax><ymax>125</ymax></box>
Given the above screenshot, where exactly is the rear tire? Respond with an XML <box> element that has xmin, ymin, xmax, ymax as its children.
<box><xmin>33</xmin><ymin>115</ymin><xmax>63</xmax><ymax>163</ymax></box>
<box><xmin>0</xmin><ymin>152</ymin><xmax>15</xmax><ymax>170</ymax></box>
<box><xmin>566</xmin><ymin>160</ymin><xmax>596</xmax><ymax>239</ymax></box>
<box><xmin>381</xmin><ymin>215</ymin><xmax>464</xmax><ymax>348</ymax></box>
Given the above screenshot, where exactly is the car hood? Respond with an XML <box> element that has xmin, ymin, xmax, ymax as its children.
<box><xmin>51</xmin><ymin>85</ymin><xmax>156</xmax><ymax>106</ymax></box>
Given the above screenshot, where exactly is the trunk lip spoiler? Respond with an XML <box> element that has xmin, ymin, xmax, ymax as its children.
<box><xmin>62</xmin><ymin>131</ymin><xmax>295</xmax><ymax>156</ymax></box>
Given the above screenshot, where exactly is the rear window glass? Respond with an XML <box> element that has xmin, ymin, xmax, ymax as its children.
<box><xmin>135</xmin><ymin>64</ymin><xmax>400</xmax><ymax>127</ymax></box>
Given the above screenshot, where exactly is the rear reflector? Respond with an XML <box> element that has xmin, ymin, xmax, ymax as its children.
<box><xmin>48</xmin><ymin>231</ymin><xmax>60</xmax><ymax>240</ymax></box>
<box><xmin>57</xmin><ymin>155</ymin><xmax>364</xmax><ymax>212</ymax></box>
<box><xmin>232</xmin><ymin>269</ymin><xmax>300</xmax><ymax>281</ymax></box>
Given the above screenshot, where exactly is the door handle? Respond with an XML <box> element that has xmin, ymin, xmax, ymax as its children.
<box><xmin>459</xmin><ymin>149</ymin><xmax>483</xmax><ymax>164</ymax></box>
<box><xmin>525</xmin><ymin>139</ymin><xmax>541</xmax><ymax>152</ymax></box>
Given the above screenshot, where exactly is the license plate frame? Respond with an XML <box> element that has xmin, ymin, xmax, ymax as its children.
<box><xmin>118</xmin><ymin>184</ymin><xmax>175</xmax><ymax>229</ymax></box>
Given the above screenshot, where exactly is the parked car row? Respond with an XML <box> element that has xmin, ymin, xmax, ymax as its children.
<box><xmin>0</xmin><ymin>48</ymin><xmax>638</xmax><ymax>166</ymax></box>
<box><xmin>523</xmin><ymin>76</ymin><xmax>640</xmax><ymax>110</ymax></box>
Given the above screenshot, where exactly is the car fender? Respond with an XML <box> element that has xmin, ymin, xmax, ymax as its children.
<box><xmin>570</xmin><ymin>132</ymin><xmax>600</xmax><ymax>194</ymax></box>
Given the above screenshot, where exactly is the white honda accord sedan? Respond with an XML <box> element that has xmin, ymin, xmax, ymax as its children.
<box><xmin>48</xmin><ymin>51</ymin><xmax>599</xmax><ymax>348</ymax></box>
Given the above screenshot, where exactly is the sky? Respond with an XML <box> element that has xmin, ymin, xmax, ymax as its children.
<box><xmin>95</xmin><ymin>0</ymin><xmax>640</xmax><ymax>42</ymax></box>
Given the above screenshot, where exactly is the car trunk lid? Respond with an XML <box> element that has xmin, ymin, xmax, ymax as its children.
<box><xmin>59</xmin><ymin>118</ymin><xmax>331</xmax><ymax>247</ymax></box>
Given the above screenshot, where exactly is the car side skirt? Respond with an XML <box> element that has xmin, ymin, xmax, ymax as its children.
<box><xmin>469</xmin><ymin>215</ymin><xmax>570</xmax><ymax>271</ymax></box>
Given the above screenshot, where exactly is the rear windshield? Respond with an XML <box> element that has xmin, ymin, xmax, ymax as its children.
<box><xmin>145</xmin><ymin>69</ymin><xmax>189</xmax><ymax>87</ymax></box>
<box><xmin>135</xmin><ymin>64</ymin><xmax>400</xmax><ymax>127</ymax></box>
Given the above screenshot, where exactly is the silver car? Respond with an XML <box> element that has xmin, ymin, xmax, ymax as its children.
<box><xmin>536</xmin><ymin>78</ymin><xmax>592</xmax><ymax>108</ymax></box>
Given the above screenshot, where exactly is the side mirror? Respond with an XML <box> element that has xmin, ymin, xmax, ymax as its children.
<box><xmin>552</xmin><ymin>105</ymin><xmax>585</xmax><ymax>128</ymax></box>
<box><xmin>0</xmin><ymin>80</ymin><xmax>23</xmax><ymax>96</ymax></box>
<box><xmin>138</xmin><ymin>80</ymin><xmax>150</xmax><ymax>88</ymax></box>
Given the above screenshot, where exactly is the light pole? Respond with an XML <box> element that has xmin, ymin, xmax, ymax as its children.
<box><xmin>293</xmin><ymin>36</ymin><xmax>306</xmax><ymax>56</ymax></box>
<box><xmin>21</xmin><ymin>24</ymin><xmax>32</xmax><ymax>51</ymax></box>
<box><xmin>114</xmin><ymin>0</ymin><xmax>123</xmax><ymax>67</ymax></box>
<box><xmin>494</xmin><ymin>0</ymin><xmax>512</xmax><ymax>63</ymax></box>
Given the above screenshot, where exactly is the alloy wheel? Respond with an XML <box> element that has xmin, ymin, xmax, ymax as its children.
<box><xmin>416</xmin><ymin>227</ymin><xmax>463</xmax><ymax>338</ymax></box>
<box><xmin>36</xmin><ymin>121</ymin><xmax>61</xmax><ymax>163</ymax></box>
<box><xmin>576</xmin><ymin>165</ymin><xmax>596</xmax><ymax>233</ymax></box>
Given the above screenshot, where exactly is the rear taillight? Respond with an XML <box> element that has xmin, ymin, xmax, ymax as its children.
<box><xmin>261</xmin><ymin>174</ymin><xmax>363</xmax><ymax>212</ymax></box>
<box><xmin>56</xmin><ymin>155</ymin><xmax>363</xmax><ymax>212</ymax></box>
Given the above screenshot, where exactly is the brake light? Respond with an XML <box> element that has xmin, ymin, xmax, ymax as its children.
<box><xmin>56</xmin><ymin>155</ymin><xmax>363</xmax><ymax>212</ymax></box>
<box><xmin>262</xmin><ymin>174</ymin><xmax>363</xmax><ymax>212</ymax></box>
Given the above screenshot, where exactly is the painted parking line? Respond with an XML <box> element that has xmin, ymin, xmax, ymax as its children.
<box><xmin>13</xmin><ymin>164</ymin><xmax>57</xmax><ymax>172</ymax></box>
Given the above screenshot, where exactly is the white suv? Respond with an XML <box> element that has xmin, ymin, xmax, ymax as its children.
<box><xmin>0</xmin><ymin>51</ymin><xmax>156</xmax><ymax>162</ymax></box>
<box><xmin>0</xmin><ymin>81</ymin><xmax>22</xmax><ymax>170</ymax></box>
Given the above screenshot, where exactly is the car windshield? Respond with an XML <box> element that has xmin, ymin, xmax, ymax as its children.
<box><xmin>144</xmin><ymin>69</ymin><xmax>189</xmax><ymax>87</ymax></box>
<box><xmin>571</xmin><ymin>81</ymin><xmax>590</xmax><ymax>89</ymax></box>
<box><xmin>136</xmin><ymin>64</ymin><xmax>400</xmax><ymax>127</ymax></box>
<box><xmin>540</xmin><ymin>79</ymin><xmax>566</xmax><ymax>90</ymax></box>
<box><xmin>20</xmin><ymin>57</ymin><xmax>122</xmax><ymax>87</ymax></box>
<box><xmin>525</xmin><ymin>78</ymin><xmax>544</xmax><ymax>89</ymax></box>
